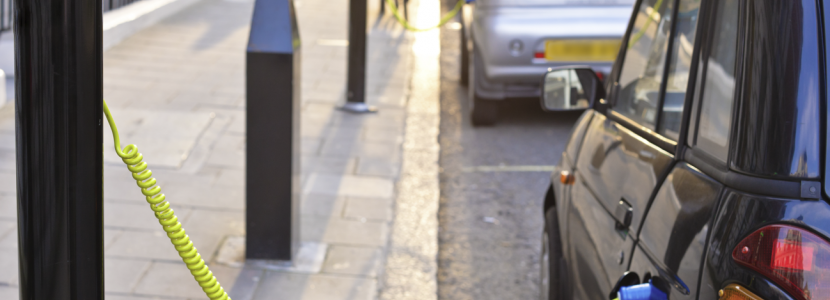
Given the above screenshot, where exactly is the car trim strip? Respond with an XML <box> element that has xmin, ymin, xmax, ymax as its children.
<box><xmin>608</xmin><ymin>109</ymin><xmax>677</xmax><ymax>153</ymax></box>
<box><xmin>684</xmin><ymin>147</ymin><xmax>817</xmax><ymax>200</ymax></box>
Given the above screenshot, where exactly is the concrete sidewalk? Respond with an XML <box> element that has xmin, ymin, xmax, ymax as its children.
<box><xmin>0</xmin><ymin>0</ymin><xmax>441</xmax><ymax>298</ymax></box>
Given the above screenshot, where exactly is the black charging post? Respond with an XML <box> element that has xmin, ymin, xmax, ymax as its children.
<box><xmin>14</xmin><ymin>0</ymin><xmax>105</xmax><ymax>298</ymax></box>
<box><xmin>245</xmin><ymin>0</ymin><xmax>302</xmax><ymax>260</ymax></box>
<box><xmin>341</xmin><ymin>0</ymin><xmax>377</xmax><ymax>113</ymax></box>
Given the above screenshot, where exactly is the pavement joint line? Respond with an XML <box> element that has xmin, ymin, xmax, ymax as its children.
<box><xmin>103</xmin><ymin>227</ymin><xmax>161</xmax><ymax>232</ymax></box>
<box><xmin>177</xmin><ymin>113</ymin><xmax>231</xmax><ymax>173</ymax></box>
<box><xmin>317</xmin><ymin>39</ymin><xmax>350</xmax><ymax>47</ymax></box>
<box><xmin>461</xmin><ymin>165</ymin><xmax>559</xmax><ymax>172</ymax></box>
<box><xmin>129</xmin><ymin>259</ymin><xmax>155</xmax><ymax>294</ymax></box>
<box><xmin>102</xmin><ymin>200</ymin><xmax>247</xmax><ymax>212</ymax></box>
<box><xmin>107</xmin><ymin>291</ymin><xmax>191</xmax><ymax>300</ymax></box>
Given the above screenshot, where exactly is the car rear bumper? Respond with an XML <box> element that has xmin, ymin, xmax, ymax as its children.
<box><xmin>488</xmin><ymin>62</ymin><xmax>614</xmax><ymax>82</ymax></box>
<box><xmin>475</xmin><ymin>62</ymin><xmax>613</xmax><ymax>100</ymax></box>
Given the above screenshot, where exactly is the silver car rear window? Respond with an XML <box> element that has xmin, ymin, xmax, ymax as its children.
<box><xmin>478</xmin><ymin>0</ymin><xmax>635</xmax><ymax>6</ymax></box>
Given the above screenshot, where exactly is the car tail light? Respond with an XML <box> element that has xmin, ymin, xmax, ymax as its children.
<box><xmin>534</xmin><ymin>52</ymin><xmax>545</xmax><ymax>59</ymax></box>
<box><xmin>719</xmin><ymin>284</ymin><xmax>762</xmax><ymax>300</ymax></box>
<box><xmin>732</xmin><ymin>224</ymin><xmax>830</xmax><ymax>300</ymax></box>
<box><xmin>595</xmin><ymin>72</ymin><xmax>604</xmax><ymax>81</ymax></box>
<box><xmin>559</xmin><ymin>170</ymin><xmax>575</xmax><ymax>185</ymax></box>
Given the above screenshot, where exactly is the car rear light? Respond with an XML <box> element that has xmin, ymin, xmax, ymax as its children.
<box><xmin>732</xmin><ymin>224</ymin><xmax>830</xmax><ymax>300</ymax></box>
<box><xmin>719</xmin><ymin>284</ymin><xmax>762</xmax><ymax>300</ymax></box>
<box><xmin>559</xmin><ymin>170</ymin><xmax>575</xmax><ymax>185</ymax></box>
<box><xmin>534</xmin><ymin>52</ymin><xmax>545</xmax><ymax>59</ymax></box>
<box><xmin>595</xmin><ymin>72</ymin><xmax>604</xmax><ymax>81</ymax></box>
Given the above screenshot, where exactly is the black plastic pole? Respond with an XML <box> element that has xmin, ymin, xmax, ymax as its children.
<box><xmin>14</xmin><ymin>0</ymin><xmax>105</xmax><ymax>298</ymax></box>
<box><xmin>245</xmin><ymin>0</ymin><xmax>302</xmax><ymax>260</ymax></box>
<box><xmin>341</xmin><ymin>0</ymin><xmax>377</xmax><ymax>113</ymax></box>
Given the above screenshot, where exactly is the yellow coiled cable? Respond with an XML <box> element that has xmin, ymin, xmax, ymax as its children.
<box><xmin>384</xmin><ymin>0</ymin><xmax>463</xmax><ymax>32</ymax></box>
<box><xmin>103</xmin><ymin>101</ymin><xmax>231</xmax><ymax>300</ymax></box>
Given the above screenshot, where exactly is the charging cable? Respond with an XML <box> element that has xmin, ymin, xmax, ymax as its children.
<box><xmin>104</xmin><ymin>101</ymin><xmax>231</xmax><ymax>300</ymax></box>
<box><xmin>385</xmin><ymin>0</ymin><xmax>464</xmax><ymax>31</ymax></box>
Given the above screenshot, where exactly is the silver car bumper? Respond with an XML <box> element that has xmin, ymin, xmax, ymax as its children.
<box><xmin>469</xmin><ymin>5</ymin><xmax>632</xmax><ymax>99</ymax></box>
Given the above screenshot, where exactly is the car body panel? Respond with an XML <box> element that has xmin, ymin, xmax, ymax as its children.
<box><xmin>575</xmin><ymin>113</ymin><xmax>673</xmax><ymax>236</ymax></box>
<box><xmin>549</xmin><ymin>110</ymin><xmax>596</xmax><ymax>247</ymax></box>
<box><xmin>630</xmin><ymin>163</ymin><xmax>723</xmax><ymax>300</ymax></box>
<box><xmin>824</xmin><ymin>0</ymin><xmax>830</xmax><ymax>196</ymax></box>
<box><xmin>567</xmin><ymin>169</ymin><xmax>636</xmax><ymax>299</ymax></box>
<box><xmin>562</xmin><ymin>111</ymin><xmax>672</xmax><ymax>297</ymax></box>
<box><xmin>565</xmin><ymin>110</ymin><xmax>597</xmax><ymax>166</ymax></box>
<box><xmin>701</xmin><ymin>188</ymin><xmax>830</xmax><ymax>299</ymax></box>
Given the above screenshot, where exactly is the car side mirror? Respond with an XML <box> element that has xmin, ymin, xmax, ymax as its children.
<box><xmin>540</xmin><ymin>66</ymin><xmax>605</xmax><ymax>112</ymax></box>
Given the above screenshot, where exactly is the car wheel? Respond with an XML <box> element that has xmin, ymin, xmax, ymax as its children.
<box><xmin>468</xmin><ymin>47</ymin><xmax>498</xmax><ymax>126</ymax></box>
<box><xmin>459</xmin><ymin>21</ymin><xmax>470</xmax><ymax>86</ymax></box>
<box><xmin>542</xmin><ymin>207</ymin><xmax>564</xmax><ymax>300</ymax></box>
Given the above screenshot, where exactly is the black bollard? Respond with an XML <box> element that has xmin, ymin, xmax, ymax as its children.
<box><xmin>14</xmin><ymin>0</ymin><xmax>105</xmax><ymax>298</ymax></box>
<box><xmin>341</xmin><ymin>0</ymin><xmax>377</xmax><ymax>113</ymax></box>
<box><xmin>245</xmin><ymin>0</ymin><xmax>302</xmax><ymax>260</ymax></box>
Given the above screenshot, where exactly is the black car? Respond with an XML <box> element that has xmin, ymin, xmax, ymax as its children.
<box><xmin>539</xmin><ymin>0</ymin><xmax>830</xmax><ymax>299</ymax></box>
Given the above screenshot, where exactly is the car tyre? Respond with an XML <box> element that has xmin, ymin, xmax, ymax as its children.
<box><xmin>469</xmin><ymin>47</ymin><xmax>498</xmax><ymax>126</ymax></box>
<box><xmin>542</xmin><ymin>207</ymin><xmax>564</xmax><ymax>300</ymax></box>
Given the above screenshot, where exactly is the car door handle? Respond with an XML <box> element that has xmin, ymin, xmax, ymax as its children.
<box><xmin>614</xmin><ymin>199</ymin><xmax>633</xmax><ymax>230</ymax></box>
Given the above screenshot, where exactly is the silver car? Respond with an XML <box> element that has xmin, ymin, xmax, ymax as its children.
<box><xmin>461</xmin><ymin>0</ymin><xmax>634</xmax><ymax>125</ymax></box>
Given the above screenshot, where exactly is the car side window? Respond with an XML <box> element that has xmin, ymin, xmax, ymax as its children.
<box><xmin>613</xmin><ymin>0</ymin><xmax>675</xmax><ymax>130</ymax></box>
<box><xmin>689</xmin><ymin>0</ymin><xmax>739</xmax><ymax>162</ymax></box>
<box><xmin>658</xmin><ymin>0</ymin><xmax>701</xmax><ymax>140</ymax></box>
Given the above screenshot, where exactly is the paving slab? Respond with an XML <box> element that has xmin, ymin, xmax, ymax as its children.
<box><xmin>0</xmin><ymin>248</ymin><xmax>18</xmax><ymax>285</ymax></box>
<box><xmin>0</xmin><ymin>195</ymin><xmax>14</xmax><ymax>219</ymax></box>
<box><xmin>0</xmin><ymin>286</ymin><xmax>18</xmax><ymax>299</ymax></box>
<box><xmin>343</xmin><ymin>197</ymin><xmax>394</xmax><ymax>222</ymax></box>
<box><xmin>301</xmin><ymin>194</ymin><xmax>347</xmax><ymax>217</ymax></box>
<box><xmin>105</xmin><ymin>202</ymin><xmax>192</xmax><ymax>231</ymax></box>
<box><xmin>302</xmin><ymin>174</ymin><xmax>395</xmax><ymax>199</ymax></box>
<box><xmin>301</xmin><ymin>216</ymin><xmax>389</xmax><ymax>247</ymax></box>
<box><xmin>356</xmin><ymin>156</ymin><xmax>402</xmax><ymax>178</ymax></box>
<box><xmin>105</xmin><ymin>258</ymin><xmax>152</xmax><ymax>294</ymax></box>
<box><xmin>0</xmin><ymin>172</ymin><xmax>14</xmax><ymax>194</ymax></box>
<box><xmin>0</xmin><ymin>226</ymin><xmax>16</xmax><ymax>250</ymax></box>
<box><xmin>252</xmin><ymin>272</ymin><xmax>377</xmax><ymax>300</ymax></box>
<box><xmin>105</xmin><ymin>295</ymin><xmax>186</xmax><ymax>300</ymax></box>
<box><xmin>321</xmin><ymin>246</ymin><xmax>383</xmax><ymax>277</ymax></box>
<box><xmin>106</xmin><ymin>230</ymin><xmax>187</xmax><ymax>262</ymax></box>
<box><xmin>133</xmin><ymin>261</ymin><xmax>217</xmax><ymax>298</ymax></box>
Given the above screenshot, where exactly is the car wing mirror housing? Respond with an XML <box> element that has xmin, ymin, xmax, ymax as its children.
<box><xmin>540</xmin><ymin>66</ymin><xmax>607</xmax><ymax>112</ymax></box>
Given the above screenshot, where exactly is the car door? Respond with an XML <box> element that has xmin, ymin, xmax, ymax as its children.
<box><xmin>630</xmin><ymin>163</ymin><xmax>723</xmax><ymax>300</ymax></box>
<box><xmin>630</xmin><ymin>0</ymin><xmax>740</xmax><ymax>299</ymax></box>
<box><xmin>566</xmin><ymin>0</ymin><xmax>681</xmax><ymax>298</ymax></box>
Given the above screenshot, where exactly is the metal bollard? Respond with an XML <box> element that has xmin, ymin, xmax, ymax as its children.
<box><xmin>14</xmin><ymin>0</ymin><xmax>105</xmax><ymax>298</ymax></box>
<box><xmin>341</xmin><ymin>0</ymin><xmax>377</xmax><ymax>113</ymax></box>
<box><xmin>245</xmin><ymin>0</ymin><xmax>302</xmax><ymax>261</ymax></box>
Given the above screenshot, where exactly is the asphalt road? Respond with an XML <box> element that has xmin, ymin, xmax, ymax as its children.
<box><xmin>436</xmin><ymin>9</ymin><xmax>583</xmax><ymax>300</ymax></box>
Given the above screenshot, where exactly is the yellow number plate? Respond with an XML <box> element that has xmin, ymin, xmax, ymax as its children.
<box><xmin>544</xmin><ymin>39</ymin><xmax>621</xmax><ymax>62</ymax></box>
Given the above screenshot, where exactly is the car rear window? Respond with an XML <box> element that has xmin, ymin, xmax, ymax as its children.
<box><xmin>731</xmin><ymin>0</ymin><xmax>821</xmax><ymax>179</ymax></box>
<box><xmin>478</xmin><ymin>0</ymin><xmax>635</xmax><ymax>7</ymax></box>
